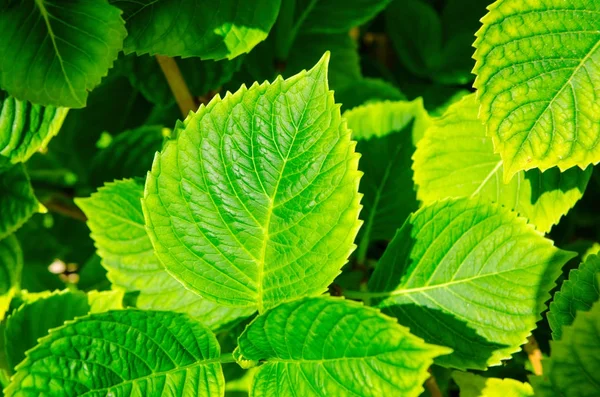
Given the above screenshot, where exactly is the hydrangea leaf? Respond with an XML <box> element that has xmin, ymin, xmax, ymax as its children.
<box><xmin>87</xmin><ymin>289</ymin><xmax>125</xmax><ymax>313</ymax></box>
<box><xmin>0</xmin><ymin>236</ymin><xmax>22</xmax><ymax>321</ymax></box>
<box><xmin>0</xmin><ymin>161</ymin><xmax>39</xmax><ymax>240</ymax></box>
<box><xmin>473</xmin><ymin>0</ymin><xmax>600</xmax><ymax>180</ymax></box>
<box><xmin>548</xmin><ymin>254</ymin><xmax>600</xmax><ymax>340</ymax></box>
<box><xmin>335</xmin><ymin>78</ymin><xmax>405</xmax><ymax>111</ymax></box>
<box><xmin>0</xmin><ymin>91</ymin><xmax>68</xmax><ymax>163</ymax></box>
<box><xmin>110</xmin><ymin>0</ymin><xmax>281</xmax><ymax>60</ymax></box>
<box><xmin>413</xmin><ymin>94</ymin><xmax>591</xmax><ymax>233</ymax></box>
<box><xmin>235</xmin><ymin>297</ymin><xmax>451</xmax><ymax>397</ymax></box>
<box><xmin>531</xmin><ymin>301</ymin><xmax>600</xmax><ymax>396</ymax></box>
<box><xmin>143</xmin><ymin>54</ymin><xmax>362</xmax><ymax>312</ymax></box>
<box><xmin>298</xmin><ymin>0</ymin><xmax>393</xmax><ymax>34</ymax></box>
<box><xmin>452</xmin><ymin>372</ymin><xmax>534</xmax><ymax>397</ymax></box>
<box><xmin>4</xmin><ymin>290</ymin><xmax>90</xmax><ymax>372</ymax></box>
<box><xmin>5</xmin><ymin>310</ymin><xmax>225</xmax><ymax>397</ymax></box>
<box><xmin>367</xmin><ymin>198</ymin><xmax>575</xmax><ymax>370</ymax></box>
<box><xmin>0</xmin><ymin>0</ymin><xmax>126</xmax><ymax>108</ymax></box>
<box><xmin>76</xmin><ymin>179</ymin><xmax>254</xmax><ymax>330</ymax></box>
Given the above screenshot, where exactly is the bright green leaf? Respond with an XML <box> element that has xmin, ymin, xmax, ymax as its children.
<box><xmin>367</xmin><ymin>198</ymin><xmax>575</xmax><ymax>370</ymax></box>
<box><xmin>5</xmin><ymin>310</ymin><xmax>225</xmax><ymax>397</ymax></box>
<box><xmin>0</xmin><ymin>161</ymin><xmax>39</xmax><ymax>240</ymax></box>
<box><xmin>236</xmin><ymin>297</ymin><xmax>451</xmax><ymax>397</ymax></box>
<box><xmin>143</xmin><ymin>54</ymin><xmax>362</xmax><ymax>312</ymax></box>
<box><xmin>111</xmin><ymin>0</ymin><xmax>281</xmax><ymax>60</ymax></box>
<box><xmin>77</xmin><ymin>179</ymin><xmax>254</xmax><ymax>330</ymax></box>
<box><xmin>0</xmin><ymin>235</ymin><xmax>22</xmax><ymax>321</ymax></box>
<box><xmin>413</xmin><ymin>94</ymin><xmax>591</xmax><ymax>233</ymax></box>
<box><xmin>0</xmin><ymin>0</ymin><xmax>126</xmax><ymax>108</ymax></box>
<box><xmin>0</xmin><ymin>91</ymin><xmax>68</xmax><ymax>163</ymax></box>
<box><xmin>548</xmin><ymin>254</ymin><xmax>600</xmax><ymax>340</ymax></box>
<box><xmin>452</xmin><ymin>371</ymin><xmax>534</xmax><ymax>397</ymax></box>
<box><xmin>87</xmin><ymin>289</ymin><xmax>124</xmax><ymax>313</ymax></box>
<box><xmin>473</xmin><ymin>0</ymin><xmax>600</xmax><ymax>180</ymax></box>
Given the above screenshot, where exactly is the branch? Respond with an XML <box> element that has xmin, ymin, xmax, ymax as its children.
<box><xmin>524</xmin><ymin>335</ymin><xmax>543</xmax><ymax>375</ymax></box>
<box><xmin>155</xmin><ymin>55</ymin><xmax>197</xmax><ymax>117</ymax></box>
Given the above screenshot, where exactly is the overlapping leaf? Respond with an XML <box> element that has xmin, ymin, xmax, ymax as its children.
<box><xmin>335</xmin><ymin>78</ymin><xmax>405</xmax><ymax>111</ymax></box>
<box><xmin>236</xmin><ymin>297</ymin><xmax>451</xmax><ymax>397</ymax></box>
<box><xmin>143</xmin><ymin>55</ymin><xmax>362</xmax><ymax>311</ymax></box>
<box><xmin>5</xmin><ymin>310</ymin><xmax>225</xmax><ymax>397</ymax></box>
<box><xmin>452</xmin><ymin>372</ymin><xmax>534</xmax><ymax>397</ymax></box>
<box><xmin>0</xmin><ymin>161</ymin><xmax>38</xmax><ymax>240</ymax></box>
<box><xmin>367</xmin><ymin>198</ymin><xmax>575</xmax><ymax>369</ymax></box>
<box><xmin>473</xmin><ymin>0</ymin><xmax>600</xmax><ymax>179</ymax></box>
<box><xmin>299</xmin><ymin>0</ymin><xmax>393</xmax><ymax>34</ymax></box>
<box><xmin>0</xmin><ymin>235</ymin><xmax>21</xmax><ymax>321</ymax></box>
<box><xmin>413</xmin><ymin>94</ymin><xmax>591</xmax><ymax>233</ymax></box>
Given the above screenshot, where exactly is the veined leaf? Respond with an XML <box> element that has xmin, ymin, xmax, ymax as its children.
<box><xmin>548</xmin><ymin>254</ymin><xmax>600</xmax><ymax>340</ymax></box>
<box><xmin>87</xmin><ymin>289</ymin><xmax>124</xmax><ymax>313</ymax></box>
<box><xmin>5</xmin><ymin>310</ymin><xmax>225</xmax><ymax>397</ymax></box>
<box><xmin>235</xmin><ymin>297</ymin><xmax>451</xmax><ymax>397</ymax></box>
<box><xmin>143</xmin><ymin>54</ymin><xmax>362</xmax><ymax>312</ymax></box>
<box><xmin>0</xmin><ymin>161</ymin><xmax>39</xmax><ymax>240</ymax></box>
<box><xmin>4</xmin><ymin>290</ymin><xmax>90</xmax><ymax>372</ymax></box>
<box><xmin>413</xmin><ymin>94</ymin><xmax>591</xmax><ymax>233</ymax></box>
<box><xmin>0</xmin><ymin>0</ymin><xmax>126</xmax><ymax>108</ymax></box>
<box><xmin>473</xmin><ymin>0</ymin><xmax>600</xmax><ymax>180</ymax></box>
<box><xmin>0</xmin><ymin>235</ymin><xmax>22</xmax><ymax>321</ymax></box>
<box><xmin>335</xmin><ymin>78</ymin><xmax>405</xmax><ymax>111</ymax></box>
<box><xmin>299</xmin><ymin>0</ymin><xmax>393</xmax><ymax>34</ymax></box>
<box><xmin>111</xmin><ymin>0</ymin><xmax>281</xmax><ymax>60</ymax></box>
<box><xmin>0</xmin><ymin>91</ymin><xmax>68</xmax><ymax>163</ymax></box>
<box><xmin>452</xmin><ymin>372</ymin><xmax>534</xmax><ymax>397</ymax></box>
<box><xmin>77</xmin><ymin>179</ymin><xmax>254</xmax><ymax>330</ymax></box>
<box><xmin>367</xmin><ymin>198</ymin><xmax>575</xmax><ymax>370</ymax></box>
<box><xmin>531</xmin><ymin>301</ymin><xmax>600</xmax><ymax>396</ymax></box>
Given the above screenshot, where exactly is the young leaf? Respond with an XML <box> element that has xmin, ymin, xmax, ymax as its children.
<box><xmin>0</xmin><ymin>161</ymin><xmax>38</xmax><ymax>240</ymax></box>
<box><xmin>547</xmin><ymin>254</ymin><xmax>600</xmax><ymax>340</ymax></box>
<box><xmin>452</xmin><ymin>372</ymin><xmax>534</xmax><ymax>397</ymax></box>
<box><xmin>0</xmin><ymin>91</ymin><xmax>68</xmax><ymax>163</ymax></box>
<box><xmin>473</xmin><ymin>0</ymin><xmax>600</xmax><ymax>180</ymax></box>
<box><xmin>0</xmin><ymin>0</ymin><xmax>126</xmax><ymax>108</ymax></box>
<box><xmin>531</xmin><ymin>301</ymin><xmax>600</xmax><ymax>396</ymax></box>
<box><xmin>235</xmin><ymin>297</ymin><xmax>451</xmax><ymax>397</ymax></box>
<box><xmin>5</xmin><ymin>310</ymin><xmax>225</xmax><ymax>397</ymax></box>
<box><xmin>111</xmin><ymin>0</ymin><xmax>281</xmax><ymax>60</ymax></box>
<box><xmin>0</xmin><ymin>235</ymin><xmax>22</xmax><ymax>321</ymax></box>
<box><xmin>4</xmin><ymin>290</ymin><xmax>90</xmax><ymax>372</ymax></box>
<box><xmin>143</xmin><ymin>54</ymin><xmax>362</xmax><ymax>312</ymax></box>
<box><xmin>367</xmin><ymin>198</ymin><xmax>575</xmax><ymax>370</ymax></box>
<box><xmin>77</xmin><ymin>179</ymin><xmax>254</xmax><ymax>330</ymax></box>
<box><xmin>413</xmin><ymin>94</ymin><xmax>591</xmax><ymax>233</ymax></box>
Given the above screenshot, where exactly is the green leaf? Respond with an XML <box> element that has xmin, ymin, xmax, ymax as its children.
<box><xmin>4</xmin><ymin>290</ymin><xmax>90</xmax><ymax>372</ymax></box>
<box><xmin>299</xmin><ymin>0</ymin><xmax>392</xmax><ymax>34</ymax></box>
<box><xmin>88</xmin><ymin>289</ymin><xmax>124</xmax><ymax>313</ymax></box>
<box><xmin>5</xmin><ymin>309</ymin><xmax>225</xmax><ymax>397</ymax></box>
<box><xmin>452</xmin><ymin>372</ymin><xmax>534</xmax><ymax>397</ymax></box>
<box><xmin>111</xmin><ymin>0</ymin><xmax>281</xmax><ymax>60</ymax></box>
<box><xmin>531</xmin><ymin>301</ymin><xmax>600</xmax><ymax>396</ymax></box>
<box><xmin>473</xmin><ymin>0</ymin><xmax>600</xmax><ymax>180</ymax></box>
<box><xmin>76</xmin><ymin>179</ymin><xmax>254</xmax><ymax>330</ymax></box>
<box><xmin>143</xmin><ymin>54</ymin><xmax>362</xmax><ymax>312</ymax></box>
<box><xmin>0</xmin><ymin>0</ymin><xmax>126</xmax><ymax>108</ymax></box>
<box><xmin>413</xmin><ymin>94</ymin><xmax>591</xmax><ymax>233</ymax></box>
<box><xmin>367</xmin><ymin>198</ymin><xmax>575</xmax><ymax>370</ymax></box>
<box><xmin>235</xmin><ymin>297</ymin><xmax>451</xmax><ymax>397</ymax></box>
<box><xmin>0</xmin><ymin>235</ymin><xmax>22</xmax><ymax>321</ymax></box>
<box><xmin>548</xmin><ymin>254</ymin><xmax>600</xmax><ymax>340</ymax></box>
<box><xmin>335</xmin><ymin>78</ymin><xmax>405</xmax><ymax>111</ymax></box>
<box><xmin>0</xmin><ymin>91</ymin><xmax>68</xmax><ymax>163</ymax></box>
<box><xmin>0</xmin><ymin>161</ymin><xmax>39</xmax><ymax>240</ymax></box>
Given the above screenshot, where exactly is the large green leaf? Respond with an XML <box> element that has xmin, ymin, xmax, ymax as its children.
<box><xmin>366</xmin><ymin>198</ymin><xmax>575</xmax><ymax>370</ymax></box>
<box><xmin>111</xmin><ymin>0</ymin><xmax>281</xmax><ymax>60</ymax></box>
<box><xmin>0</xmin><ymin>161</ymin><xmax>38</xmax><ymax>240</ymax></box>
<box><xmin>4</xmin><ymin>290</ymin><xmax>90</xmax><ymax>372</ymax></box>
<box><xmin>452</xmin><ymin>372</ymin><xmax>534</xmax><ymax>397</ymax></box>
<box><xmin>5</xmin><ymin>310</ymin><xmax>225</xmax><ymax>396</ymax></box>
<box><xmin>0</xmin><ymin>236</ymin><xmax>22</xmax><ymax>321</ymax></box>
<box><xmin>0</xmin><ymin>91</ymin><xmax>68</xmax><ymax>163</ymax></box>
<box><xmin>77</xmin><ymin>179</ymin><xmax>254</xmax><ymax>330</ymax></box>
<box><xmin>531</xmin><ymin>301</ymin><xmax>600</xmax><ymax>396</ymax></box>
<box><xmin>473</xmin><ymin>0</ymin><xmax>600</xmax><ymax>180</ymax></box>
<box><xmin>235</xmin><ymin>297</ymin><xmax>451</xmax><ymax>397</ymax></box>
<box><xmin>143</xmin><ymin>54</ymin><xmax>362</xmax><ymax>312</ymax></box>
<box><xmin>0</xmin><ymin>0</ymin><xmax>126</xmax><ymax>108</ymax></box>
<box><xmin>548</xmin><ymin>254</ymin><xmax>600</xmax><ymax>340</ymax></box>
<box><xmin>413</xmin><ymin>94</ymin><xmax>591</xmax><ymax>233</ymax></box>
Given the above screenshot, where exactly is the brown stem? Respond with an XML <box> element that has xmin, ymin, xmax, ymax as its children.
<box><xmin>424</xmin><ymin>369</ymin><xmax>443</xmax><ymax>397</ymax></box>
<box><xmin>524</xmin><ymin>335</ymin><xmax>543</xmax><ymax>375</ymax></box>
<box><xmin>155</xmin><ymin>55</ymin><xmax>197</xmax><ymax>117</ymax></box>
<box><xmin>43</xmin><ymin>198</ymin><xmax>87</xmax><ymax>222</ymax></box>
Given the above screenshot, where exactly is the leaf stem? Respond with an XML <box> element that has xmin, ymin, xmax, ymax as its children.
<box><xmin>155</xmin><ymin>55</ymin><xmax>197</xmax><ymax>117</ymax></box>
<box><xmin>424</xmin><ymin>369</ymin><xmax>442</xmax><ymax>397</ymax></box>
<box><xmin>219</xmin><ymin>353</ymin><xmax>237</xmax><ymax>364</ymax></box>
<box><xmin>524</xmin><ymin>335</ymin><xmax>543</xmax><ymax>375</ymax></box>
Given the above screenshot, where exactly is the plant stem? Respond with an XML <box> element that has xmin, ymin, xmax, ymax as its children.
<box><xmin>155</xmin><ymin>55</ymin><xmax>197</xmax><ymax>117</ymax></box>
<box><xmin>424</xmin><ymin>369</ymin><xmax>442</xmax><ymax>397</ymax></box>
<box><xmin>42</xmin><ymin>197</ymin><xmax>87</xmax><ymax>222</ymax></box>
<box><xmin>219</xmin><ymin>353</ymin><xmax>236</xmax><ymax>364</ymax></box>
<box><xmin>524</xmin><ymin>335</ymin><xmax>543</xmax><ymax>375</ymax></box>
